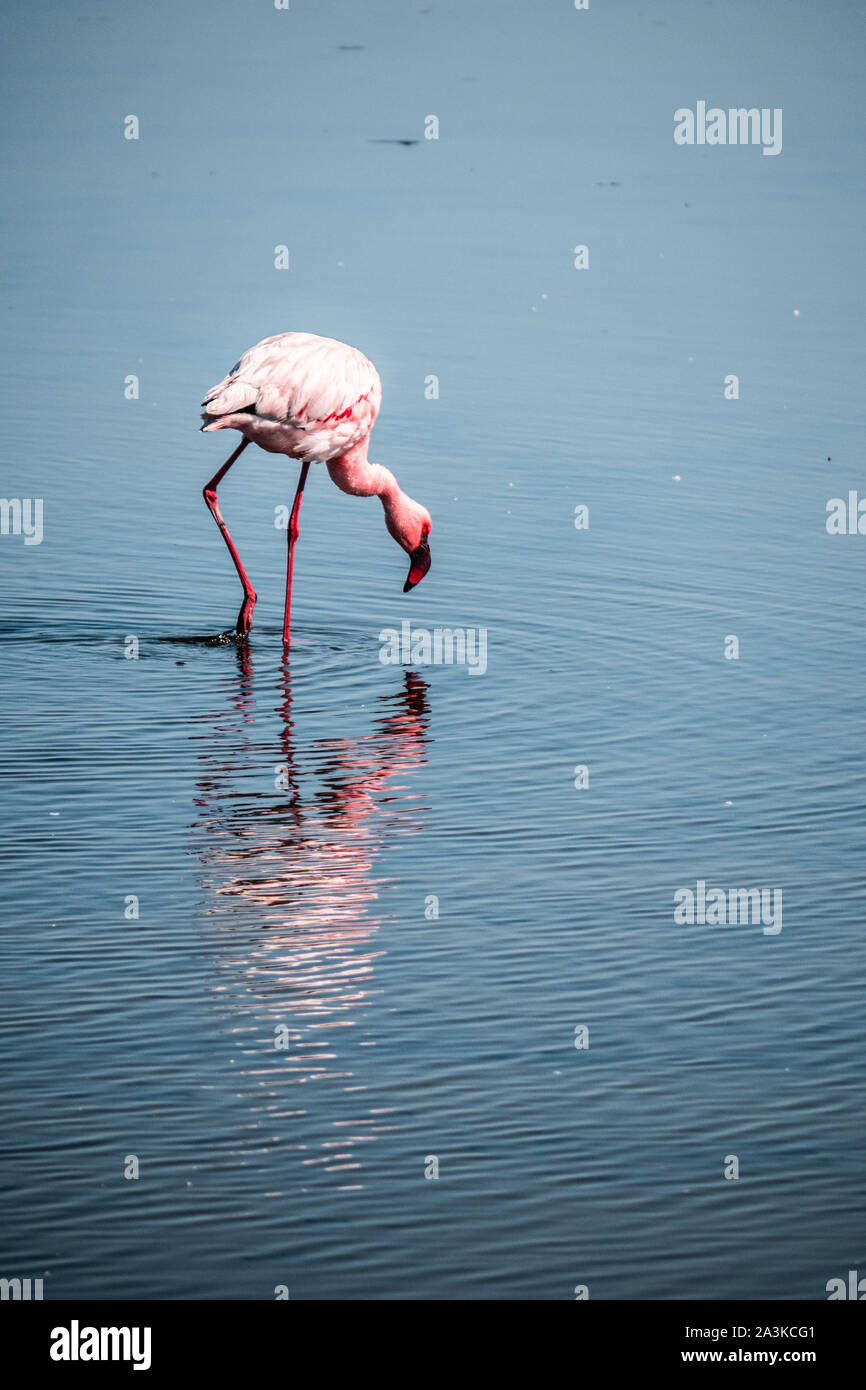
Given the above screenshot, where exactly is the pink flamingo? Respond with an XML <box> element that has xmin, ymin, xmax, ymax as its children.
<box><xmin>200</xmin><ymin>332</ymin><xmax>432</xmax><ymax>646</ymax></box>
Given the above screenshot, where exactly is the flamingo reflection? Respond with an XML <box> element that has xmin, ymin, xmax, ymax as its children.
<box><xmin>190</xmin><ymin>649</ymin><xmax>430</xmax><ymax>1182</ymax></box>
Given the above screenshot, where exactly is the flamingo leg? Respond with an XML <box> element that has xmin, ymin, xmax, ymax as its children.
<box><xmin>283</xmin><ymin>461</ymin><xmax>311</xmax><ymax>649</ymax></box>
<box><xmin>202</xmin><ymin>438</ymin><xmax>256</xmax><ymax>636</ymax></box>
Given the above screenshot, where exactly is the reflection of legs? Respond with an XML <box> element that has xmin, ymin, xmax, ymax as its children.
<box><xmin>202</xmin><ymin>439</ymin><xmax>256</xmax><ymax>635</ymax></box>
<box><xmin>283</xmin><ymin>461</ymin><xmax>311</xmax><ymax>648</ymax></box>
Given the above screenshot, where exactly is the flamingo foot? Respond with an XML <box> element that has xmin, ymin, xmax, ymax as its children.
<box><xmin>235</xmin><ymin>593</ymin><xmax>256</xmax><ymax>638</ymax></box>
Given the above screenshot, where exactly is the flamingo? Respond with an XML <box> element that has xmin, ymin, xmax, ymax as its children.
<box><xmin>200</xmin><ymin>332</ymin><xmax>432</xmax><ymax>647</ymax></box>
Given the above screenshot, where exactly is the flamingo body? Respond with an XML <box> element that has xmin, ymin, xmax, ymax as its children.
<box><xmin>201</xmin><ymin>332</ymin><xmax>382</xmax><ymax>464</ymax></box>
<box><xmin>199</xmin><ymin>332</ymin><xmax>432</xmax><ymax>646</ymax></box>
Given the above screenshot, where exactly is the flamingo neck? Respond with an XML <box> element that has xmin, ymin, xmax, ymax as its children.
<box><xmin>329</xmin><ymin>440</ymin><xmax>394</xmax><ymax>497</ymax></box>
<box><xmin>327</xmin><ymin>442</ymin><xmax>416</xmax><ymax>550</ymax></box>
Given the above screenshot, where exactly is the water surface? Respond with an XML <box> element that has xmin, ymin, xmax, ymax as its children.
<box><xmin>1</xmin><ymin>0</ymin><xmax>864</xmax><ymax>1299</ymax></box>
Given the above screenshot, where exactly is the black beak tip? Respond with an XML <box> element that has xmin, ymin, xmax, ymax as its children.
<box><xmin>403</xmin><ymin>537</ymin><xmax>431</xmax><ymax>592</ymax></box>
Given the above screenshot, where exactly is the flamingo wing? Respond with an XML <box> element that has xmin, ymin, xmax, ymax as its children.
<box><xmin>201</xmin><ymin>333</ymin><xmax>381</xmax><ymax>428</ymax></box>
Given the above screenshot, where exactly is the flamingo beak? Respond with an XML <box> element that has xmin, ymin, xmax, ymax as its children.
<box><xmin>403</xmin><ymin>535</ymin><xmax>431</xmax><ymax>592</ymax></box>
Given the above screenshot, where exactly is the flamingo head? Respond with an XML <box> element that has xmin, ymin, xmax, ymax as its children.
<box><xmin>386</xmin><ymin>495</ymin><xmax>432</xmax><ymax>591</ymax></box>
<box><xmin>400</xmin><ymin>506</ymin><xmax>432</xmax><ymax>592</ymax></box>
<box><xmin>403</xmin><ymin>523</ymin><xmax>432</xmax><ymax>592</ymax></box>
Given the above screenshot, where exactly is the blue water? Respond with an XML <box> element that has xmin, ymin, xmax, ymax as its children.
<box><xmin>1</xmin><ymin>0</ymin><xmax>864</xmax><ymax>1299</ymax></box>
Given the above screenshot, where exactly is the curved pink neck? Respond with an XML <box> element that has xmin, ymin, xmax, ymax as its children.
<box><xmin>327</xmin><ymin>441</ymin><xmax>412</xmax><ymax>543</ymax></box>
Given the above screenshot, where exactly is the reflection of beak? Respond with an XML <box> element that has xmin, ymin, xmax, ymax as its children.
<box><xmin>403</xmin><ymin>536</ymin><xmax>431</xmax><ymax>592</ymax></box>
